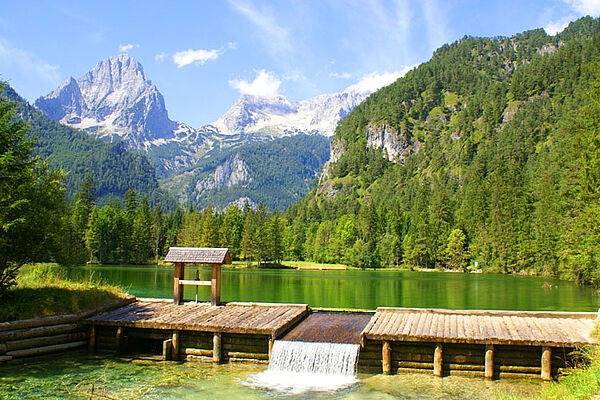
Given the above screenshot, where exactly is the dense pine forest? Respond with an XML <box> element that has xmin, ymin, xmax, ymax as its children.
<box><xmin>286</xmin><ymin>17</ymin><xmax>600</xmax><ymax>284</ymax></box>
<box><xmin>2</xmin><ymin>17</ymin><xmax>600</xmax><ymax>292</ymax></box>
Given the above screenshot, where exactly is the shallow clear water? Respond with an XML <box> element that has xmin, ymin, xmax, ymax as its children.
<box><xmin>76</xmin><ymin>265</ymin><xmax>599</xmax><ymax>311</ymax></box>
<box><xmin>0</xmin><ymin>352</ymin><xmax>542</xmax><ymax>399</ymax></box>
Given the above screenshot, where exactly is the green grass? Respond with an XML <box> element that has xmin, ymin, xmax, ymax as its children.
<box><xmin>499</xmin><ymin>344</ymin><xmax>600</xmax><ymax>400</ymax></box>
<box><xmin>0</xmin><ymin>263</ymin><xmax>127</xmax><ymax>322</ymax></box>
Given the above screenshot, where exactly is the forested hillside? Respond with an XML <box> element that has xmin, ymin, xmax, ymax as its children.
<box><xmin>165</xmin><ymin>134</ymin><xmax>330</xmax><ymax>211</ymax></box>
<box><xmin>1</xmin><ymin>85</ymin><xmax>174</xmax><ymax>207</ymax></box>
<box><xmin>281</xmin><ymin>17</ymin><xmax>600</xmax><ymax>284</ymax></box>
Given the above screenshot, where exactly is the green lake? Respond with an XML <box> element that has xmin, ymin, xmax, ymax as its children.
<box><xmin>77</xmin><ymin>265</ymin><xmax>599</xmax><ymax>311</ymax></box>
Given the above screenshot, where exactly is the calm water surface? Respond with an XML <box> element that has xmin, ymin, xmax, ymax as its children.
<box><xmin>78</xmin><ymin>265</ymin><xmax>599</xmax><ymax>311</ymax></box>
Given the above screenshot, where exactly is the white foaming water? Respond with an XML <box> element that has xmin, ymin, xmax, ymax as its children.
<box><xmin>244</xmin><ymin>340</ymin><xmax>360</xmax><ymax>394</ymax></box>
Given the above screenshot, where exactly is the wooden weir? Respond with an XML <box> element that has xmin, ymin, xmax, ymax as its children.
<box><xmin>81</xmin><ymin>300</ymin><xmax>598</xmax><ymax>382</ymax></box>
<box><xmin>359</xmin><ymin>307</ymin><xmax>598</xmax><ymax>381</ymax></box>
<box><xmin>84</xmin><ymin>299</ymin><xmax>309</xmax><ymax>364</ymax></box>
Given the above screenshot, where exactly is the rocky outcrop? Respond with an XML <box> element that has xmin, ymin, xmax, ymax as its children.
<box><xmin>226</xmin><ymin>197</ymin><xmax>258</xmax><ymax>211</ymax></box>
<box><xmin>318</xmin><ymin>137</ymin><xmax>344</xmax><ymax>183</ymax></box>
<box><xmin>365</xmin><ymin>123</ymin><xmax>411</xmax><ymax>162</ymax></box>
<box><xmin>196</xmin><ymin>154</ymin><xmax>252</xmax><ymax>191</ymax></box>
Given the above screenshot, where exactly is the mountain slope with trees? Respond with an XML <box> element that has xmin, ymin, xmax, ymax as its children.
<box><xmin>1</xmin><ymin>84</ymin><xmax>174</xmax><ymax>207</ymax></box>
<box><xmin>282</xmin><ymin>16</ymin><xmax>600</xmax><ymax>285</ymax></box>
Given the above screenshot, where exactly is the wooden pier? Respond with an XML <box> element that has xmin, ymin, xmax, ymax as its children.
<box><xmin>358</xmin><ymin>307</ymin><xmax>598</xmax><ymax>380</ymax></box>
<box><xmin>81</xmin><ymin>299</ymin><xmax>598</xmax><ymax>381</ymax></box>
<box><xmin>84</xmin><ymin>299</ymin><xmax>308</xmax><ymax>363</ymax></box>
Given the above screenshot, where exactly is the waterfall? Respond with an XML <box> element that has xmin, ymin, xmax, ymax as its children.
<box><xmin>244</xmin><ymin>340</ymin><xmax>360</xmax><ymax>394</ymax></box>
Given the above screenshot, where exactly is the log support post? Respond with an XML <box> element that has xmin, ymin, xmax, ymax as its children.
<box><xmin>268</xmin><ymin>337</ymin><xmax>274</xmax><ymax>360</ymax></box>
<box><xmin>174</xmin><ymin>262</ymin><xmax>185</xmax><ymax>305</ymax></box>
<box><xmin>88</xmin><ymin>326</ymin><xmax>95</xmax><ymax>353</ymax></box>
<box><xmin>213</xmin><ymin>332</ymin><xmax>222</xmax><ymax>363</ymax></box>
<box><xmin>163</xmin><ymin>339</ymin><xmax>173</xmax><ymax>361</ymax></box>
<box><xmin>116</xmin><ymin>326</ymin><xmax>125</xmax><ymax>354</ymax></box>
<box><xmin>485</xmin><ymin>344</ymin><xmax>494</xmax><ymax>380</ymax></box>
<box><xmin>172</xmin><ymin>330</ymin><xmax>180</xmax><ymax>359</ymax></box>
<box><xmin>382</xmin><ymin>341</ymin><xmax>392</xmax><ymax>375</ymax></box>
<box><xmin>211</xmin><ymin>264</ymin><xmax>222</xmax><ymax>306</ymax></box>
<box><xmin>541</xmin><ymin>346</ymin><xmax>552</xmax><ymax>381</ymax></box>
<box><xmin>433</xmin><ymin>343</ymin><xmax>443</xmax><ymax>377</ymax></box>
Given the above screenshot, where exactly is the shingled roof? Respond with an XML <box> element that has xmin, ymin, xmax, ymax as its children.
<box><xmin>164</xmin><ymin>247</ymin><xmax>231</xmax><ymax>264</ymax></box>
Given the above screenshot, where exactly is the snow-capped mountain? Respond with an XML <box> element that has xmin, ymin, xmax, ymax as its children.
<box><xmin>211</xmin><ymin>89</ymin><xmax>368</xmax><ymax>137</ymax></box>
<box><xmin>35</xmin><ymin>54</ymin><xmax>197</xmax><ymax>149</ymax></box>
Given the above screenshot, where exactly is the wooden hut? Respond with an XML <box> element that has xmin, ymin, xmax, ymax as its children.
<box><xmin>164</xmin><ymin>247</ymin><xmax>231</xmax><ymax>306</ymax></box>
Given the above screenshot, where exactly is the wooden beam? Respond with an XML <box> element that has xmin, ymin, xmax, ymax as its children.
<box><xmin>213</xmin><ymin>332</ymin><xmax>222</xmax><ymax>363</ymax></box>
<box><xmin>268</xmin><ymin>337</ymin><xmax>274</xmax><ymax>360</ymax></box>
<box><xmin>211</xmin><ymin>264</ymin><xmax>221</xmax><ymax>306</ymax></box>
<box><xmin>6</xmin><ymin>341</ymin><xmax>86</xmax><ymax>358</ymax></box>
<box><xmin>179</xmin><ymin>280</ymin><xmax>211</xmax><ymax>286</ymax></box>
<box><xmin>116</xmin><ymin>326</ymin><xmax>125</xmax><ymax>354</ymax></box>
<box><xmin>434</xmin><ymin>343</ymin><xmax>443</xmax><ymax>377</ymax></box>
<box><xmin>163</xmin><ymin>339</ymin><xmax>173</xmax><ymax>361</ymax></box>
<box><xmin>485</xmin><ymin>344</ymin><xmax>494</xmax><ymax>380</ymax></box>
<box><xmin>541</xmin><ymin>346</ymin><xmax>552</xmax><ymax>381</ymax></box>
<box><xmin>88</xmin><ymin>326</ymin><xmax>95</xmax><ymax>353</ymax></box>
<box><xmin>172</xmin><ymin>331</ymin><xmax>180</xmax><ymax>358</ymax></box>
<box><xmin>174</xmin><ymin>262</ymin><xmax>185</xmax><ymax>305</ymax></box>
<box><xmin>382</xmin><ymin>341</ymin><xmax>392</xmax><ymax>375</ymax></box>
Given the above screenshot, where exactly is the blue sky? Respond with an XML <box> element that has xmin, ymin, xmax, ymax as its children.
<box><xmin>1</xmin><ymin>0</ymin><xmax>599</xmax><ymax>127</ymax></box>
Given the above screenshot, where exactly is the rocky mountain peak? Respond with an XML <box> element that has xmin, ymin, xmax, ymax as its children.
<box><xmin>35</xmin><ymin>54</ymin><xmax>190</xmax><ymax>148</ymax></box>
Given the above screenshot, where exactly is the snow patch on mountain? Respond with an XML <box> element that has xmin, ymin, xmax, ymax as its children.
<box><xmin>212</xmin><ymin>89</ymin><xmax>368</xmax><ymax>137</ymax></box>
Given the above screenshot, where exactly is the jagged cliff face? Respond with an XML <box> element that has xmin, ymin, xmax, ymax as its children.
<box><xmin>35</xmin><ymin>54</ymin><xmax>196</xmax><ymax>149</ymax></box>
<box><xmin>197</xmin><ymin>154</ymin><xmax>252</xmax><ymax>191</ymax></box>
<box><xmin>365</xmin><ymin>123</ymin><xmax>411</xmax><ymax>162</ymax></box>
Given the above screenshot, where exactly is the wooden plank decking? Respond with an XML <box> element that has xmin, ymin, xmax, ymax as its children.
<box><xmin>281</xmin><ymin>312</ymin><xmax>373</xmax><ymax>344</ymax></box>
<box><xmin>85</xmin><ymin>299</ymin><xmax>309</xmax><ymax>338</ymax></box>
<box><xmin>362</xmin><ymin>307</ymin><xmax>598</xmax><ymax>347</ymax></box>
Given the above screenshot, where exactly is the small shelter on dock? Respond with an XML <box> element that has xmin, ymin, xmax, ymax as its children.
<box><xmin>164</xmin><ymin>247</ymin><xmax>231</xmax><ymax>306</ymax></box>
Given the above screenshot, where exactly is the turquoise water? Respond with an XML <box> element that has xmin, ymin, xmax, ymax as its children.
<box><xmin>77</xmin><ymin>265</ymin><xmax>599</xmax><ymax>311</ymax></box>
<box><xmin>0</xmin><ymin>352</ymin><xmax>541</xmax><ymax>399</ymax></box>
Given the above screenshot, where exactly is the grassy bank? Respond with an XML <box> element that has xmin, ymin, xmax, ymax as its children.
<box><xmin>499</xmin><ymin>343</ymin><xmax>600</xmax><ymax>400</ymax></box>
<box><xmin>0</xmin><ymin>263</ymin><xmax>128</xmax><ymax>322</ymax></box>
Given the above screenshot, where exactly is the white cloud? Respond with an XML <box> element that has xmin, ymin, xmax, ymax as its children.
<box><xmin>0</xmin><ymin>37</ymin><xmax>60</xmax><ymax>84</ymax></box>
<box><xmin>118</xmin><ymin>43</ymin><xmax>139</xmax><ymax>52</ymax></box>
<box><xmin>330</xmin><ymin>72</ymin><xmax>352</xmax><ymax>79</ymax></box>
<box><xmin>173</xmin><ymin>48</ymin><xmax>222</xmax><ymax>68</ymax></box>
<box><xmin>565</xmin><ymin>0</ymin><xmax>600</xmax><ymax>16</ymax></box>
<box><xmin>544</xmin><ymin>0</ymin><xmax>600</xmax><ymax>36</ymax></box>
<box><xmin>229</xmin><ymin>69</ymin><xmax>281</xmax><ymax>97</ymax></box>
<box><xmin>544</xmin><ymin>15</ymin><xmax>575</xmax><ymax>35</ymax></box>
<box><xmin>345</xmin><ymin>66</ymin><xmax>416</xmax><ymax>94</ymax></box>
<box><xmin>155</xmin><ymin>52</ymin><xmax>169</xmax><ymax>62</ymax></box>
<box><xmin>228</xmin><ymin>0</ymin><xmax>292</xmax><ymax>56</ymax></box>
